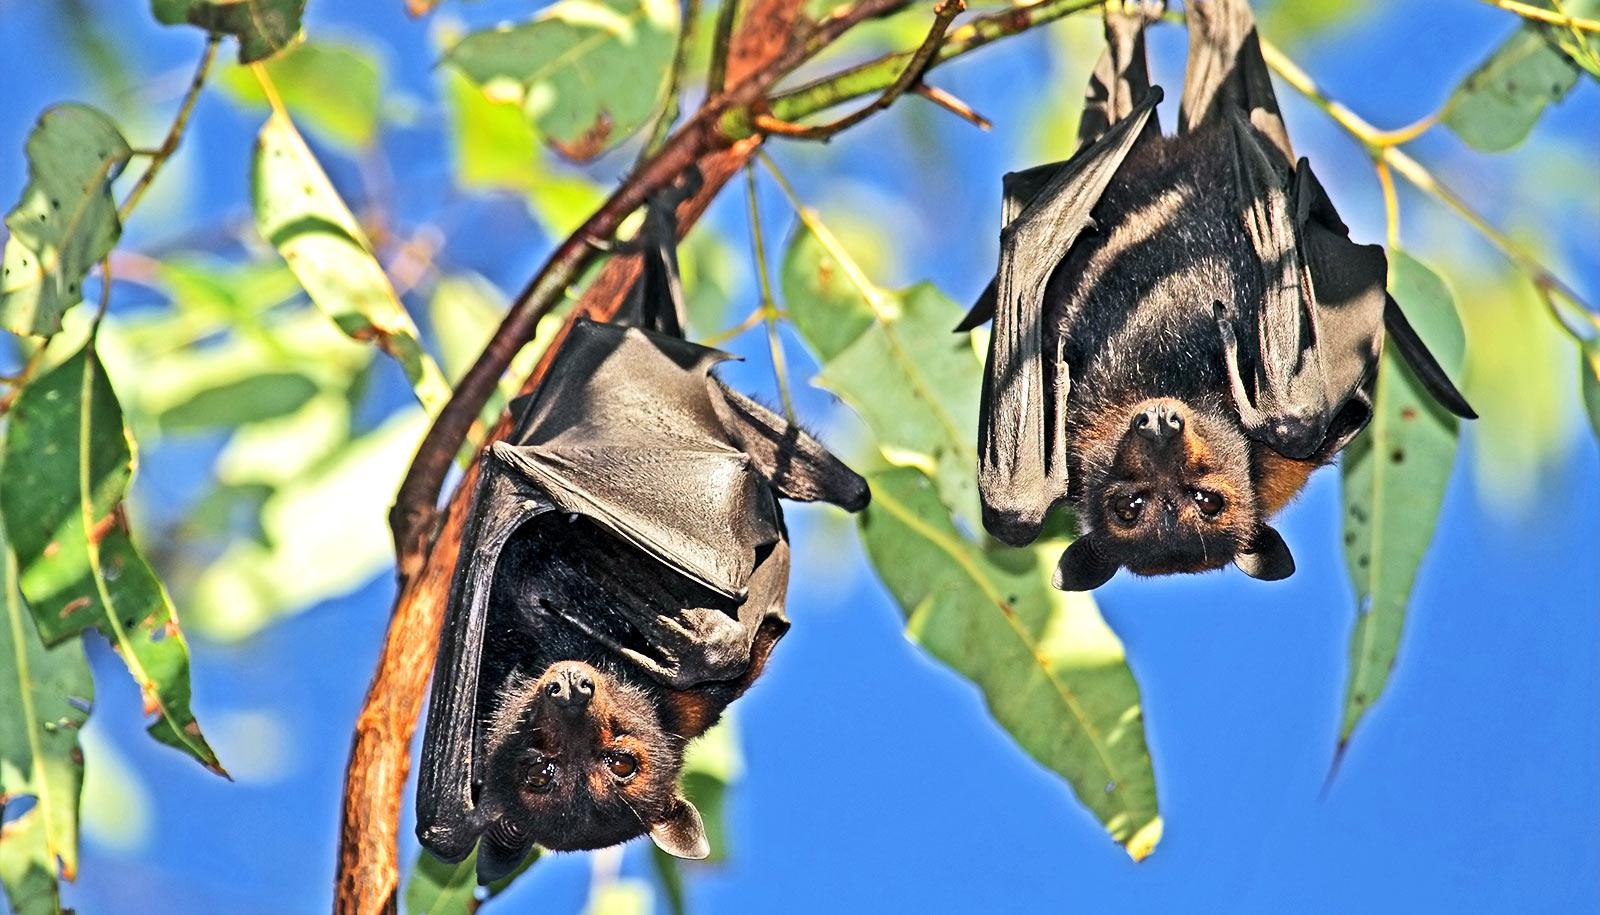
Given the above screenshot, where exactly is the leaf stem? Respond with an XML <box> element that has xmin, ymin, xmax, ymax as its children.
<box><xmin>1479</xmin><ymin>0</ymin><xmax>1600</xmax><ymax>31</ymax></box>
<box><xmin>118</xmin><ymin>34</ymin><xmax>219</xmax><ymax>221</ymax></box>
<box><xmin>743</xmin><ymin>164</ymin><xmax>796</xmax><ymax>421</ymax></box>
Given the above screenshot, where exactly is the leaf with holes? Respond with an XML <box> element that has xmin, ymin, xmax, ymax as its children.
<box><xmin>0</xmin><ymin>104</ymin><xmax>130</xmax><ymax>338</ymax></box>
<box><xmin>0</xmin><ymin>516</ymin><xmax>93</xmax><ymax>914</ymax></box>
<box><xmin>1337</xmin><ymin>252</ymin><xmax>1467</xmax><ymax>754</ymax></box>
<box><xmin>858</xmin><ymin>467</ymin><xmax>1160</xmax><ymax>858</ymax></box>
<box><xmin>445</xmin><ymin>0</ymin><xmax>680</xmax><ymax>162</ymax></box>
<box><xmin>1441</xmin><ymin>0</ymin><xmax>1599</xmax><ymax>151</ymax></box>
<box><xmin>154</xmin><ymin>0</ymin><xmax>307</xmax><ymax>63</ymax></box>
<box><xmin>783</xmin><ymin>229</ymin><xmax>982</xmax><ymax>527</ymax></box>
<box><xmin>252</xmin><ymin>111</ymin><xmax>450</xmax><ymax>412</ymax></box>
<box><xmin>0</xmin><ymin>342</ymin><xmax>223</xmax><ymax>774</ymax></box>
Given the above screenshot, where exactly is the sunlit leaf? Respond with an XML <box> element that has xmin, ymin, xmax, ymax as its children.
<box><xmin>0</xmin><ymin>104</ymin><xmax>129</xmax><ymax>338</ymax></box>
<box><xmin>584</xmin><ymin>879</ymin><xmax>653</xmax><ymax>915</ymax></box>
<box><xmin>0</xmin><ymin>343</ymin><xmax>222</xmax><ymax>773</ymax></box>
<box><xmin>783</xmin><ymin>228</ymin><xmax>980</xmax><ymax>526</ymax></box>
<box><xmin>252</xmin><ymin>110</ymin><xmax>450</xmax><ymax>411</ymax></box>
<box><xmin>1337</xmin><ymin>252</ymin><xmax>1467</xmax><ymax>752</ymax></box>
<box><xmin>439</xmin><ymin>71</ymin><xmax>608</xmax><ymax>236</ymax></box>
<box><xmin>403</xmin><ymin>846</ymin><xmax>537</xmax><ymax>915</ymax></box>
<box><xmin>859</xmin><ymin>467</ymin><xmax>1160</xmax><ymax>859</ymax></box>
<box><xmin>153</xmin><ymin>0</ymin><xmax>307</xmax><ymax>64</ymax></box>
<box><xmin>220</xmin><ymin>42</ymin><xmax>384</xmax><ymax>149</ymax></box>
<box><xmin>0</xmin><ymin>516</ymin><xmax>93</xmax><ymax>912</ymax></box>
<box><xmin>446</xmin><ymin>0</ymin><xmax>681</xmax><ymax>161</ymax></box>
<box><xmin>1582</xmin><ymin>341</ymin><xmax>1600</xmax><ymax>441</ymax></box>
<box><xmin>1441</xmin><ymin>0</ymin><xmax>1599</xmax><ymax>151</ymax></box>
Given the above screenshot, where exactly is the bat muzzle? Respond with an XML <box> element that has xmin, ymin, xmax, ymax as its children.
<box><xmin>1132</xmin><ymin>403</ymin><xmax>1184</xmax><ymax>445</ymax></box>
<box><xmin>544</xmin><ymin>663</ymin><xmax>596</xmax><ymax>711</ymax></box>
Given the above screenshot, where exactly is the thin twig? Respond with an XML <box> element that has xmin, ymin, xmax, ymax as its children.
<box><xmin>913</xmin><ymin>83</ymin><xmax>992</xmax><ymax>129</ymax></box>
<box><xmin>753</xmin><ymin>0</ymin><xmax>966</xmax><ymax>140</ymax></box>
<box><xmin>118</xmin><ymin>34</ymin><xmax>219</xmax><ymax>220</ymax></box>
<box><xmin>1375</xmin><ymin>159</ymin><xmax>1401</xmax><ymax>252</ymax></box>
<box><xmin>707</xmin><ymin>0</ymin><xmax>740</xmax><ymax>93</ymax></box>
<box><xmin>700</xmin><ymin>305</ymin><xmax>769</xmax><ymax>348</ymax></box>
<box><xmin>1480</xmin><ymin>0</ymin><xmax>1600</xmax><ymax>31</ymax></box>
<box><xmin>743</xmin><ymin>164</ymin><xmax>796</xmax><ymax>421</ymax></box>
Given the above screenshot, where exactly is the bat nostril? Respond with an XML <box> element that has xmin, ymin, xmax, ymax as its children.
<box><xmin>576</xmin><ymin>676</ymin><xmax>593</xmax><ymax>695</ymax></box>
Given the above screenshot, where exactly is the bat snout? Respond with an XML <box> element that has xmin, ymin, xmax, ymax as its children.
<box><xmin>1132</xmin><ymin>402</ymin><xmax>1184</xmax><ymax>444</ymax></box>
<box><xmin>543</xmin><ymin>662</ymin><xmax>597</xmax><ymax>711</ymax></box>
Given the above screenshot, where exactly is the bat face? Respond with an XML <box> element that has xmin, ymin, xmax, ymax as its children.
<box><xmin>475</xmin><ymin>660</ymin><xmax>704</xmax><ymax>881</ymax></box>
<box><xmin>1078</xmin><ymin>397</ymin><xmax>1258</xmax><ymax>577</ymax></box>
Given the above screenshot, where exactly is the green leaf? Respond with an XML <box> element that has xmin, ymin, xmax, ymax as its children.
<box><xmin>0</xmin><ymin>343</ymin><xmax>223</xmax><ymax>774</ymax></box>
<box><xmin>252</xmin><ymin>110</ymin><xmax>450</xmax><ymax>412</ymax></box>
<box><xmin>155</xmin><ymin>0</ymin><xmax>307</xmax><ymax>63</ymax></box>
<box><xmin>584</xmin><ymin>879</ymin><xmax>653</xmax><ymax>915</ymax></box>
<box><xmin>440</xmin><ymin>71</ymin><xmax>608</xmax><ymax>236</ymax></box>
<box><xmin>1</xmin><ymin>104</ymin><xmax>130</xmax><ymax>338</ymax></box>
<box><xmin>859</xmin><ymin>467</ymin><xmax>1160</xmax><ymax>858</ymax></box>
<box><xmin>0</xmin><ymin>517</ymin><xmax>93</xmax><ymax>913</ymax></box>
<box><xmin>403</xmin><ymin>847</ymin><xmax>537</xmax><ymax>915</ymax></box>
<box><xmin>1337</xmin><ymin>252</ymin><xmax>1466</xmax><ymax>751</ymax></box>
<box><xmin>157</xmin><ymin>372</ymin><xmax>321</xmax><ymax>432</ymax></box>
<box><xmin>1581</xmin><ymin>341</ymin><xmax>1600</xmax><ymax>442</ymax></box>
<box><xmin>1441</xmin><ymin>0</ymin><xmax>1599</xmax><ymax>151</ymax></box>
<box><xmin>446</xmin><ymin>0</ymin><xmax>681</xmax><ymax>162</ymax></box>
<box><xmin>783</xmin><ymin>228</ymin><xmax>981</xmax><ymax>526</ymax></box>
<box><xmin>219</xmin><ymin>42</ymin><xmax>384</xmax><ymax>149</ymax></box>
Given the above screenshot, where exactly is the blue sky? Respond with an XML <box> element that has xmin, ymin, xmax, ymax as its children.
<box><xmin>1</xmin><ymin>1</ymin><xmax>1596</xmax><ymax>912</ymax></box>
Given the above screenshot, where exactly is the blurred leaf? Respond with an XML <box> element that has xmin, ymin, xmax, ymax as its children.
<box><xmin>439</xmin><ymin>67</ymin><xmax>608</xmax><ymax>236</ymax></box>
<box><xmin>1583</xmin><ymin>342</ymin><xmax>1600</xmax><ymax>441</ymax></box>
<box><xmin>1337</xmin><ymin>252</ymin><xmax>1466</xmax><ymax>751</ymax></box>
<box><xmin>1454</xmin><ymin>272</ymin><xmax>1578</xmax><ymax>511</ymax></box>
<box><xmin>0</xmin><ymin>343</ymin><xmax>222</xmax><ymax>773</ymax></box>
<box><xmin>154</xmin><ymin>0</ymin><xmax>307</xmax><ymax>64</ymax></box>
<box><xmin>0</xmin><ymin>517</ymin><xmax>93</xmax><ymax>912</ymax></box>
<box><xmin>220</xmin><ymin>42</ymin><xmax>384</xmax><ymax>149</ymax></box>
<box><xmin>1</xmin><ymin>104</ymin><xmax>129</xmax><ymax>338</ymax></box>
<box><xmin>1441</xmin><ymin>0</ymin><xmax>1598</xmax><ymax>152</ymax></box>
<box><xmin>783</xmin><ymin>228</ymin><xmax>980</xmax><ymax>526</ymax></box>
<box><xmin>1259</xmin><ymin>0</ymin><xmax>1372</xmax><ymax>44</ymax></box>
<box><xmin>680</xmin><ymin>229</ymin><xmax>738</xmax><ymax>339</ymax></box>
<box><xmin>858</xmin><ymin>467</ymin><xmax>1160</xmax><ymax>859</ymax></box>
<box><xmin>427</xmin><ymin>272</ymin><xmax>543</xmax><ymax>422</ymax></box>
<box><xmin>252</xmin><ymin>110</ymin><xmax>450</xmax><ymax>411</ymax></box>
<box><xmin>187</xmin><ymin>408</ymin><xmax>426</xmax><ymax>640</ymax></box>
<box><xmin>445</xmin><ymin>0</ymin><xmax>681</xmax><ymax>161</ymax></box>
<box><xmin>584</xmin><ymin>879</ymin><xmax>653</xmax><ymax>915</ymax></box>
<box><xmin>157</xmin><ymin>372</ymin><xmax>320</xmax><ymax>432</ymax></box>
<box><xmin>404</xmin><ymin>847</ymin><xmax>537</xmax><ymax>915</ymax></box>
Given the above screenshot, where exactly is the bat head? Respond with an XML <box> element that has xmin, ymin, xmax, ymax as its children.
<box><xmin>1060</xmin><ymin>396</ymin><xmax>1294</xmax><ymax>589</ymax></box>
<box><xmin>476</xmin><ymin>659</ymin><xmax>707</xmax><ymax>882</ymax></box>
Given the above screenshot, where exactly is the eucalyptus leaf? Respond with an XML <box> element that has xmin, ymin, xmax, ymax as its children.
<box><xmin>783</xmin><ymin>228</ymin><xmax>981</xmax><ymax>527</ymax></box>
<box><xmin>154</xmin><ymin>0</ymin><xmax>307</xmax><ymax>63</ymax></box>
<box><xmin>1441</xmin><ymin>0</ymin><xmax>1599</xmax><ymax>151</ymax></box>
<box><xmin>446</xmin><ymin>0</ymin><xmax>681</xmax><ymax>161</ymax></box>
<box><xmin>1337</xmin><ymin>252</ymin><xmax>1466</xmax><ymax>752</ymax></box>
<box><xmin>252</xmin><ymin>111</ymin><xmax>450</xmax><ymax>412</ymax></box>
<box><xmin>220</xmin><ymin>42</ymin><xmax>384</xmax><ymax>149</ymax></box>
<box><xmin>1581</xmin><ymin>341</ymin><xmax>1600</xmax><ymax>442</ymax></box>
<box><xmin>1</xmin><ymin>104</ymin><xmax>130</xmax><ymax>338</ymax></box>
<box><xmin>0</xmin><ymin>517</ymin><xmax>93</xmax><ymax>914</ymax></box>
<box><xmin>859</xmin><ymin>467</ymin><xmax>1160</xmax><ymax>859</ymax></box>
<box><xmin>0</xmin><ymin>343</ymin><xmax>223</xmax><ymax>773</ymax></box>
<box><xmin>403</xmin><ymin>846</ymin><xmax>537</xmax><ymax>915</ymax></box>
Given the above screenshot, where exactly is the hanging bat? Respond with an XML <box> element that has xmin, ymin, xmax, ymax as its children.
<box><xmin>960</xmin><ymin>0</ymin><xmax>1473</xmax><ymax>590</ymax></box>
<box><xmin>415</xmin><ymin>187</ymin><xmax>868</xmax><ymax>883</ymax></box>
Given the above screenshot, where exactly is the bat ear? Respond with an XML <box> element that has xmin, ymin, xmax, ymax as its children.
<box><xmin>649</xmin><ymin>797</ymin><xmax>710</xmax><ymax>860</ymax></box>
<box><xmin>1052</xmin><ymin>536</ymin><xmax>1120</xmax><ymax>591</ymax></box>
<box><xmin>1235</xmin><ymin>525</ymin><xmax>1295</xmax><ymax>581</ymax></box>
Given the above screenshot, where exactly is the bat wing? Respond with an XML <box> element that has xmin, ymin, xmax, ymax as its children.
<box><xmin>978</xmin><ymin>88</ymin><xmax>1161</xmax><ymax>545</ymax></box>
<box><xmin>415</xmin><ymin>453</ymin><xmax>555</xmax><ymax>864</ymax></box>
<box><xmin>1180</xmin><ymin>0</ymin><xmax>1291</xmax><ymax>163</ymax></box>
<box><xmin>509</xmin><ymin>319</ymin><xmax>779</xmax><ymax>599</ymax></box>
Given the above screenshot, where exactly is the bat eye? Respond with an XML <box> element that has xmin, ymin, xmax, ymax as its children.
<box><xmin>527</xmin><ymin>760</ymin><xmax>557</xmax><ymax>792</ymax></box>
<box><xmin>1192</xmin><ymin>489</ymin><xmax>1224</xmax><ymax>518</ymax></box>
<box><xmin>1112</xmin><ymin>494</ymin><xmax>1145</xmax><ymax>526</ymax></box>
<box><xmin>605</xmin><ymin>752</ymin><xmax>638</xmax><ymax>781</ymax></box>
